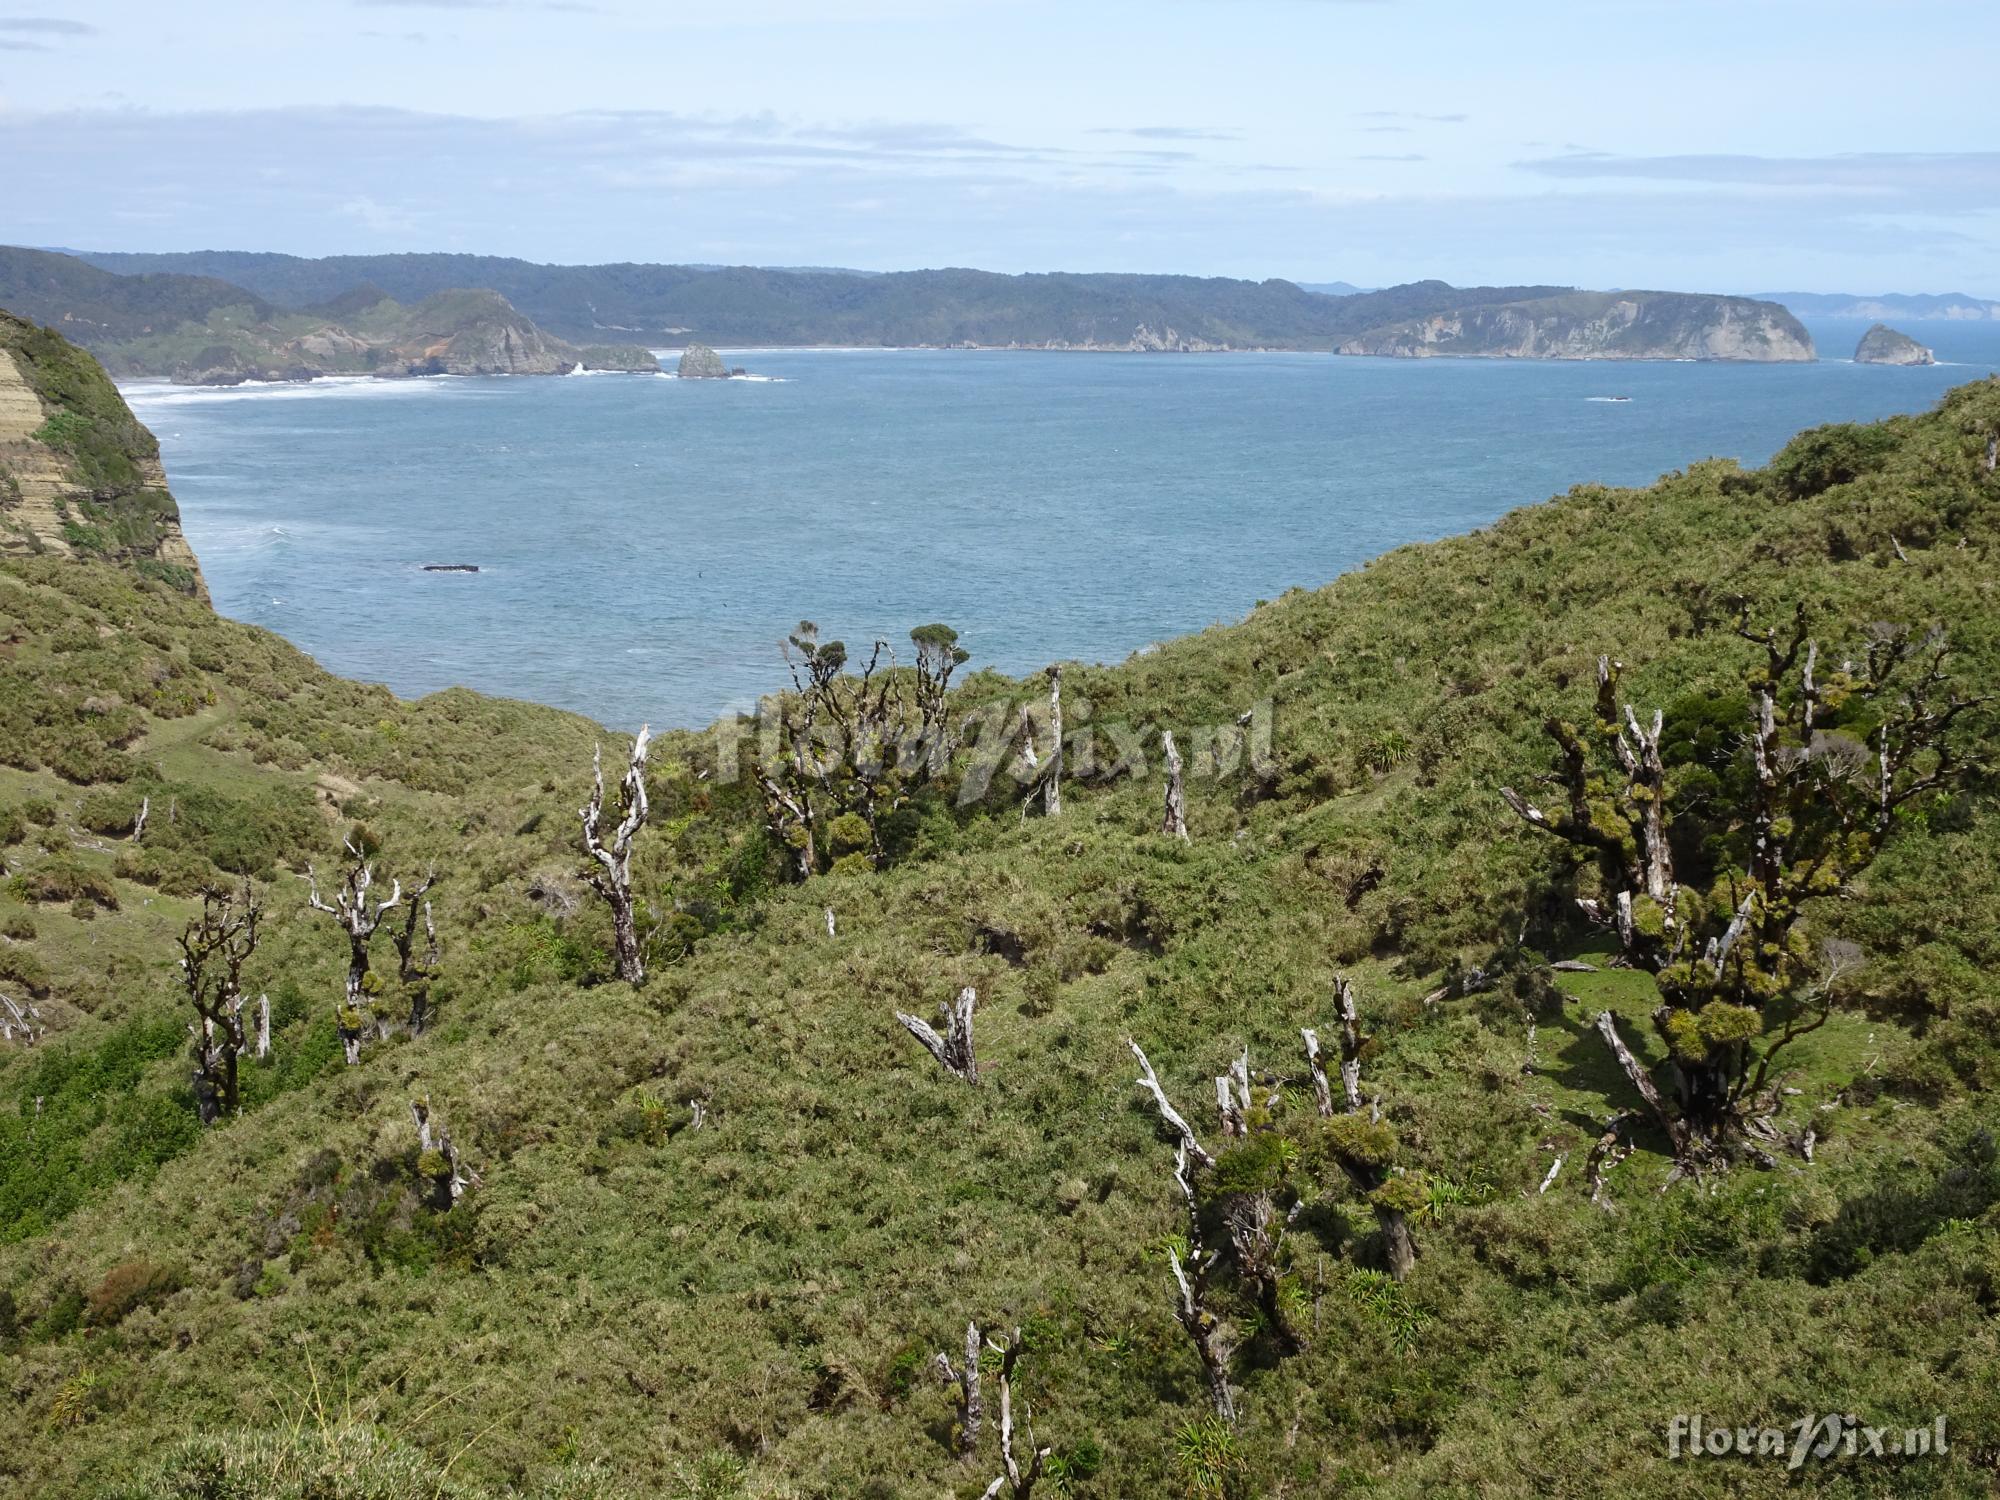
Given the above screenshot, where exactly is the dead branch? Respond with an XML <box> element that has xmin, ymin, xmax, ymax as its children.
<box><xmin>1161</xmin><ymin>729</ymin><xmax>1189</xmax><ymax>840</ymax></box>
<box><xmin>1128</xmin><ymin>1039</ymin><xmax>1216</xmax><ymax>1168</ymax></box>
<box><xmin>1593</xmin><ymin>1011</ymin><xmax>1694</xmax><ymax>1163</ymax></box>
<box><xmin>581</xmin><ymin>727</ymin><xmax>652</xmax><ymax>985</ymax></box>
<box><xmin>896</xmin><ymin>986</ymin><xmax>979</xmax><ymax>1082</ymax></box>
<box><xmin>932</xmin><ymin>1319</ymin><xmax>983</xmax><ymax>1460</ymax></box>
<box><xmin>1043</xmin><ymin>666</ymin><xmax>1062</xmax><ymax>817</ymax></box>
<box><xmin>1</xmin><ymin>992</ymin><xmax>42</xmax><ymax>1047</ymax></box>
<box><xmin>980</xmin><ymin>1328</ymin><xmax>1051</xmax><ymax>1499</ymax></box>
<box><xmin>1169</xmin><ymin>1144</ymin><xmax>1236</xmax><ymax>1423</ymax></box>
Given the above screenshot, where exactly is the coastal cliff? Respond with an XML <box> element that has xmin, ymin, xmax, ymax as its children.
<box><xmin>0</xmin><ymin>248</ymin><xmax>658</xmax><ymax>385</ymax></box>
<box><xmin>0</xmin><ymin>310</ymin><xmax>205</xmax><ymax>595</ymax></box>
<box><xmin>1854</xmin><ymin>323</ymin><xmax>1936</xmax><ymax>366</ymax></box>
<box><xmin>1334</xmin><ymin>291</ymin><xmax>1816</xmax><ymax>362</ymax></box>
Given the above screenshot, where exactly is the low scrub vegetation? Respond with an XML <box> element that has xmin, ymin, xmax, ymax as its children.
<box><xmin>2</xmin><ymin>373</ymin><xmax>1999</xmax><ymax>1497</ymax></box>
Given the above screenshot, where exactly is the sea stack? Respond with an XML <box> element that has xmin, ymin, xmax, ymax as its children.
<box><xmin>1853</xmin><ymin>323</ymin><xmax>1935</xmax><ymax>366</ymax></box>
<box><xmin>677</xmin><ymin>343</ymin><xmax>731</xmax><ymax>379</ymax></box>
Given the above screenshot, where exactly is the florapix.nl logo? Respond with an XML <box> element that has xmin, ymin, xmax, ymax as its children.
<box><xmin>1667</xmin><ymin>1413</ymin><xmax>1948</xmax><ymax>1469</ymax></box>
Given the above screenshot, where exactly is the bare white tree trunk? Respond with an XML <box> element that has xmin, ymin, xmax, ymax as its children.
<box><xmin>1043</xmin><ymin>666</ymin><xmax>1062</xmax><ymax>817</ymax></box>
<box><xmin>1128</xmin><ymin>1039</ymin><xmax>1216</xmax><ymax>1168</ymax></box>
<box><xmin>582</xmin><ymin>727</ymin><xmax>652</xmax><ymax>985</ymax></box>
<box><xmin>1333</xmin><ymin>976</ymin><xmax>1365</xmax><ymax>1114</ymax></box>
<box><xmin>896</xmin><ymin>986</ymin><xmax>979</xmax><ymax>1082</ymax></box>
<box><xmin>131</xmin><ymin>796</ymin><xmax>149</xmax><ymax>844</ymax></box>
<box><xmin>1169</xmin><ymin>1145</ymin><xmax>1236</xmax><ymax>1423</ymax></box>
<box><xmin>1594</xmin><ymin>1010</ymin><xmax>1694</xmax><ymax>1162</ymax></box>
<box><xmin>255</xmin><ymin>993</ymin><xmax>271</xmax><ymax>1061</ymax></box>
<box><xmin>932</xmin><ymin>1319</ymin><xmax>983</xmax><ymax>1460</ymax></box>
<box><xmin>980</xmin><ymin>1328</ymin><xmax>1051</xmax><ymax>1499</ymax></box>
<box><xmin>1161</xmin><ymin>730</ymin><xmax>1188</xmax><ymax>840</ymax></box>
<box><xmin>1</xmin><ymin>992</ymin><xmax>42</xmax><ymax>1047</ymax></box>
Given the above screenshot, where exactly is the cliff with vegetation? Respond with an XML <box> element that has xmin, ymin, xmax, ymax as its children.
<box><xmin>55</xmin><ymin>250</ymin><xmax>1820</xmax><ymax>362</ymax></box>
<box><xmin>0</xmin><ymin>250</ymin><xmax>657</xmax><ymax>384</ymax></box>
<box><xmin>1334</xmin><ymin>291</ymin><xmax>1816</xmax><ymax>362</ymax></box>
<box><xmin>0</xmin><ymin>311</ymin><xmax>204</xmax><ymax>594</ymax></box>
<box><xmin>3</xmin><ymin>314</ymin><xmax>1999</xmax><ymax>1497</ymax></box>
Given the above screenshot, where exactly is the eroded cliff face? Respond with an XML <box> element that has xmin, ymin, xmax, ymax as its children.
<box><xmin>1854</xmin><ymin>324</ymin><xmax>1936</xmax><ymax>366</ymax></box>
<box><xmin>1335</xmin><ymin>292</ymin><xmax>1817</xmax><ymax>362</ymax></box>
<box><xmin>0</xmin><ymin>313</ymin><xmax>207</xmax><ymax>598</ymax></box>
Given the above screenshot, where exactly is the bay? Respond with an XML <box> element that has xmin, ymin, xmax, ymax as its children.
<box><xmin>126</xmin><ymin>317</ymin><xmax>2000</xmax><ymax>729</ymax></box>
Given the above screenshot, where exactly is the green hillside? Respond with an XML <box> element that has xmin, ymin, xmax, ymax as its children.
<box><xmin>70</xmin><ymin>250</ymin><xmax>1570</xmax><ymax>348</ymax></box>
<box><xmin>3</xmin><ymin>325</ymin><xmax>1999</xmax><ymax>1497</ymax></box>
<box><xmin>0</xmin><ymin>250</ymin><xmax>656</xmax><ymax>382</ymax></box>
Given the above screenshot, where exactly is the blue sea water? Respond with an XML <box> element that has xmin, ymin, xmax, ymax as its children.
<box><xmin>125</xmin><ymin>316</ymin><xmax>2000</xmax><ymax>730</ymax></box>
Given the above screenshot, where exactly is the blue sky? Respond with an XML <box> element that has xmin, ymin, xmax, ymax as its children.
<box><xmin>1</xmin><ymin>0</ymin><xmax>1994</xmax><ymax>291</ymax></box>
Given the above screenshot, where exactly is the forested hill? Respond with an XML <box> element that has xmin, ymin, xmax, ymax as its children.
<box><xmin>4</xmin><ymin>313</ymin><xmax>2000</xmax><ymax>1497</ymax></box>
<box><xmin>73</xmin><ymin>250</ymin><xmax>1573</xmax><ymax>349</ymax></box>
<box><xmin>0</xmin><ymin>249</ymin><xmax>657</xmax><ymax>383</ymax></box>
<box><xmin>36</xmin><ymin>248</ymin><xmax>1816</xmax><ymax>360</ymax></box>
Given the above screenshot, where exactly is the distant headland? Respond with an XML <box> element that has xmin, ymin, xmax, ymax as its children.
<box><xmin>5</xmin><ymin>245</ymin><xmax>1829</xmax><ymax>368</ymax></box>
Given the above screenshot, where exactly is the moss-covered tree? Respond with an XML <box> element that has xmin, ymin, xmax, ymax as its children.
<box><xmin>1504</xmin><ymin>605</ymin><xmax>1985</xmax><ymax>1166</ymax></box>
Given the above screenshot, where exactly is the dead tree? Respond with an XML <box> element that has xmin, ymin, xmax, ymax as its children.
<box><xmin>410</xmin><ymin>1097</ymin><xmax>473</xmax><ymax>1210</ymax></box>
<box><xmin>131</xmin><ymin>796</ymin><xmax>149</xmax><ymax>844</ymax></box>
<box><xmin>932</xmin><ymin>1319</ymin><xmax>984</xmax><ymax>1460</ymax></box>
<box><xmin>255</xmin><ymin>994</ymin><xmax>271</xmax><ymax>1061</ymax></box>
<box><xmin>179</xmin><ymin>883</ymin><xmax>261</xmax><ymax>1124</ymax></box>
<box><xmin>1129</xmin><ymin>1039</ymin><xmax>1214</xmax><ymax>1169</ymax></box>
<box><xmin>1</xmin><ymin>992</ymin><xmax>43</xmax><ymax>1047</ymax></box>
<box><xmin>1168</xmin><ymin>1145</ymin><xmax>1236</xmax><ymax>1423</ymax></box>
<box><xmin>980</xmin><ymin>1328</ymin><xmax>1051</xmax><ymax>1500</ymax></box>
<box><xmin>896</xmin><ymin>986</ymin><xmax>979</xmax><ymax>1083</ymax></box>
<box><xmin>391</xmin><ymin>868</ymin><xmax>441</xmax><ymax>1032</ymax></box>
<box><xmin>1043</xmin><ymin>666</ymin><xmax>1063</xmax><ymax>817</ymax></box>
<box><xmin>581</xmin><ymin>726</ymin><xmax>651</xmax><ymax>985</ymax></box>
<box><xmin>1130</xmin><ymin>1041</ymin><xmax>1262</xmax><ymax>1407</ymax></box>
<box><xmin>305</xmin><ymin>842</ymin><xmax>402</xmax><ymax>1065</ymax></box>
<box><xmin>1161</xmin><ymin>730</ymin><xmax>1189</xmax><ymax>840</ymax></box>
<box><xmin>1301</xmin><ymin>976</ymin><xmax>1417</xmax><ymax>1281</ymax></box>
<box><xmin>1502</xmin><ymin>609</ymin><xmax>1986</xmax><ymax>1168</ymax></box>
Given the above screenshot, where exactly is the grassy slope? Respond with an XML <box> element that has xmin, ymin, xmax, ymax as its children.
<box><xmin>2</xmin><ymin>378</ymin><xmax>1999</xmax><ymax>1497</ymax></box>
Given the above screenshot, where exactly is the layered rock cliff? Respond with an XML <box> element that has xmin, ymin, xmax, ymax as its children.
<box><xmin>1853</xmin><ymin>323</ymin><xmax>1936</xmax><ymax>366</ymax></box>
<box><xmin>0</xmin><ymin>310</ymin><xmax>205</xmax><ymax>596</ymax></box>
<box><xmin>1334</xmin><ymin>291</ymin><xmax>1816</xmax><ymax>363</ymax></box>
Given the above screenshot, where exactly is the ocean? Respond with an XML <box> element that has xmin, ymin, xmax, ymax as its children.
<box><xmin>124</xmin><ymin>316</ymin><xmax>2000</xmax><ymax>730</ymax></box>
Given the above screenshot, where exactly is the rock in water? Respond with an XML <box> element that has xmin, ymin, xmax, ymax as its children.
<box><xmin>677</xmin><ymin>343</ymin><xmax>731</xmax><ymax>379</ymax></box>
<box><xmin>1853</xmin><ymin>323</ymin><xmax>1935</xmax><ymax>366</ymax></box>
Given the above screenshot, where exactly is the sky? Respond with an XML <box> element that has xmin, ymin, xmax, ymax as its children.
<box><xmin>0</xmin><ymin>0</ymin><xmax>1995</xmax><ymax>292</ymax></box>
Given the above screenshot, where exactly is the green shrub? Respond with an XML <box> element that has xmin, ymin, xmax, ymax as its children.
<box><xmin>7</xmin><ymin>857</ymin><xmax>119</xmax><ymax>909</ymax></box>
